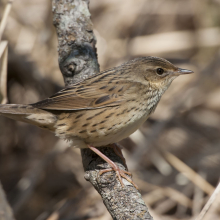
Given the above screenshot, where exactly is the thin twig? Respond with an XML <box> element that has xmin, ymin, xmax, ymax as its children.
<box><xmin>195</xmin><ymin>181</ymin><xmax>220</xmax><ymax>220</ymax></box>
<box><xmin>0</xmin><ymin>0</ymin><xmax>14</xmax><ymax>42</ymax></box>
<box><xmin>164</xmin><ymin>151</ymin><xmax>214</xmax><ymax>196</ymax></box>
<box><xmin>0</xmin><ymin>41</ymin><xmax>8</xmax><ymax>104</ymax></box>
<box><xmin>137</xmin><ymin>178</ymin><xmax>192</xmax><ymax>208</ymax></box>
<box><xmin>128</xmin><ymin>27</ymin><xmax>220</xmax><ymax>56</ymax></box>
<box><xmin>0</xmin><ymin>1</ymin><xmax>13</xmax><ymax>104</ymax></box>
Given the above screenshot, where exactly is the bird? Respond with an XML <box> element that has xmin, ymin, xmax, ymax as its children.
<box><xmin>0</xmin><ymin>56</ymin><xmax>193</xmax><ymax>188</ymax></box>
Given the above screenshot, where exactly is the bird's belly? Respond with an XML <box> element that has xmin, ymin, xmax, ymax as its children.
<box><xmin>88</xmin><ymin>113</ymin><xmax>149</xmax><ymax>147</ymax></box>
<box><xmin>55</xmin><ymin>106</ymin><xmax>150</xmax><ymax>148</ymax></box>
<box><xmin>115</xmin><ymin>117</ymin><xmax>147</xmax><ymax>141</ymax></box>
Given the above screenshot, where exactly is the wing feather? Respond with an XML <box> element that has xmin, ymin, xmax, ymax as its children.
<box><xmin>31</xmin><ymin>70</ymin><xmax>127</xmax><ymax>111</ymax></box>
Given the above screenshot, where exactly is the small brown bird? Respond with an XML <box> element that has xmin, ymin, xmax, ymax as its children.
<box><xmin>0</xmin><ymin>56</ymin><xmax>193</xmax><ymax>187</ymax></box>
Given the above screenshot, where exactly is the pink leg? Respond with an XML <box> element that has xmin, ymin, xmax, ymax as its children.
<box><xmin>88</xmin><ymin>145</ymin><xmax>138</xmax><ymax>189</ymax></box>
<box><xmin>111</xmin><ymin>143</ymin><xmax>127</xmax><ymax>169</ymax></box>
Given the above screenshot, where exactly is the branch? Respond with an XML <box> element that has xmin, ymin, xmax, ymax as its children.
<box><xmin>52</xmin><ymin>0</ymin><xmax>153</xmax><ymax>219</ymax></box>
<box><xmin>195</xmin><ymin>181</ymin><xmax>220</xmax><ymax>220</ymax></box>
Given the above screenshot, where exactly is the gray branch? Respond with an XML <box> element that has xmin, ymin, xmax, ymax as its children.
<box><xmin>52</xmin><ymin>0</ymin><xmax>153</xmax><ymax>219</ymax></box>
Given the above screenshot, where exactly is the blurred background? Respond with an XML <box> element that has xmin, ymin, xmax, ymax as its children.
<box><xmin>0</xmin><ymin>0</ymin><xmax>220</xmax><ymax>219</ymax></box>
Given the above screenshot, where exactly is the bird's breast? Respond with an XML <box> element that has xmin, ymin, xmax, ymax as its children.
<box><xmin>54</xmin><ymin>88</ymin><xmax>162</xmax><ymax>148</ymax></box>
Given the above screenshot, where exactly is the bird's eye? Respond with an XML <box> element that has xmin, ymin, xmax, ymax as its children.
<box><xmin>156</xmin><ymin>68</ymin><xmax>164</xmax><ymax>75</ymax></box>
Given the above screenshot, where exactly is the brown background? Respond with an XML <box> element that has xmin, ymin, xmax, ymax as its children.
<box><xmin>0</xmin><ymin>0</ymin><xmax>220</xmax><ymax>219</ymax></box>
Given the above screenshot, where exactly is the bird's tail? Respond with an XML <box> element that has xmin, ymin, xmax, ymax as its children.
<box><xmin>0</xmin><ymin>104</ymin><xmax>56</xmax><ymax>131</ymax></box>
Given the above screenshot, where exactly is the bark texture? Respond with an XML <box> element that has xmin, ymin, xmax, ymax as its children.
<box><xmin>52</xmin><ymin>0</ymin><xmax>99</xmax><ymax>86</ymax></box>
<box><xmin>52</xmin><ymin>0</ymin><xmax>153</xmax><ymax>219</ymax></box>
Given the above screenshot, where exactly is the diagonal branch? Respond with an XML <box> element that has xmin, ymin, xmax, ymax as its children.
<box><xmin>52</xmin><ymin>0</ymin><xmax>153</xmax><ymax>219</ymax></box>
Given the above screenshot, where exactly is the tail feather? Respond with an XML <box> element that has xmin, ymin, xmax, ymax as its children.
<box><xmin>0</xmin><ymin>104</ymin><xmax>56</xmax><ymax>131</ymax></box>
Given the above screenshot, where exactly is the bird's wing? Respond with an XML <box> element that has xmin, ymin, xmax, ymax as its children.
<box><xmin>31</xmin><ymin>70</ymin><xmax>128</xmax><ymax>111</ymax></box>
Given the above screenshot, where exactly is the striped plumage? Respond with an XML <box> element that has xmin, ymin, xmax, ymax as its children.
<box><xmin>0</xmin><ymin>56</ymin><xmax>193</xmax><ymax>149</ymax></box>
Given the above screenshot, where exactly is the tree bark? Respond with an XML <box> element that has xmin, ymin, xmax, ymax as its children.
<box><xmin>52</xmin><ymin>0</ymin><xmax>153</xmax><ymax>219</ymax></box>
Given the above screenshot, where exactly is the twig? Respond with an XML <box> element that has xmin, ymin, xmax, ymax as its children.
<box><xmin>192</xmin><ymin>172</ymin><xmax>205</xmax><ymax>216</ymax></box>
<box><xmin>0</xmin><ymin>0</ymin><xmax>12</xmax><ymax>104</ymax></box>
<box><xmin>137</xmin><ymin>178</ymin><xmax>192</xmax><ymax>208</ymax></box>
<box><xmin>0</xmin><ymin>41</ymin><xmax>8</xmax><ymax>104</ymax></box>
<box><xmin>195</xmin><ymin>181</ymin><xmax>220</xmax><ymax>220</ymax></box>
<box><xmin>128</xmin><ymin>27</ymin><xmax>220</xmax><ymax>55</ymax></box>
<box><xmin>163</xmin><ymin>151</ymin><xmax>214</xmax><ymax>196</ymax></box>
<box><xmin>0</xmin><ymin>0</ymin><xmax>14</xmax><ymax>42</ymax></box>
<box><xmin>52</xmin><ymin>0</ymin><xmax>153</xmax><ymax>219</ymax></box>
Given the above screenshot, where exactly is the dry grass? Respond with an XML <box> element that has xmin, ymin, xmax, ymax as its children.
<box><xmin>0</xmin><ymin>0</ymin><xmax>220</xmax><ymax>219</ymax></box>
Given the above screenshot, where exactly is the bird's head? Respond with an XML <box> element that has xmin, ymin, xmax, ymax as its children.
<box><xmin>127</xmin><ymin>56</ymin><xmax>193</xmax><ymax>91</ymax></box>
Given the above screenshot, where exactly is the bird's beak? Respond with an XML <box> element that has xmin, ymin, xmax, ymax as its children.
<box><xmin>177</xmin><ymin>68</ymin><xmax>194</xmax><ymax>75</ymax></box>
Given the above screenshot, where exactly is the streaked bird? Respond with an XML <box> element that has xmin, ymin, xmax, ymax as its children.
<box><xmin>0</xmin><ymin>56</ymin><xmax>193</xmax><ymax>187</ymax></box>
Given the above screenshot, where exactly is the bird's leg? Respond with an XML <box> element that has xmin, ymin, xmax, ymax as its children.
<box><xmin>109</xmin><ymin>143</ymin><xmax>127</xmax><ymax>169</ymax></box>
<box><xmin>88</xmin><ymin>145</ymin><xmax>138</xmax><ymax>189</ymax></box>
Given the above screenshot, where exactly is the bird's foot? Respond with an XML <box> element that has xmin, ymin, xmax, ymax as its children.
<box><xmin>99</xmin><ymin>166</ymin><xmax>138</xmax><ymax>189</ymax></box>
<box><xmin>88</xmin><ymin>145</ymin><xmax>138</xmax><ymax>189</ymax></box>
